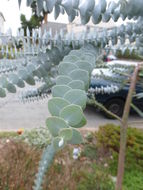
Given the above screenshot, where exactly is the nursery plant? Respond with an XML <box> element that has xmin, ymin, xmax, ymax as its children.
<box><xmin>0</xmin><ymin>0</ymin><xmax>143</xmax><ymax>190</ymax></box>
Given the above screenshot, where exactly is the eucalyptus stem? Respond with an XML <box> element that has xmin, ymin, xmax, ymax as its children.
<box><xmin>87</xmin><ymin>98</ymin><xmax>122</xmax><ymax>122</ymax></box>
<box><xmin>33</xmin><ymin>143</ymin><xmax>55</xmax><ymax>190</ymax></box>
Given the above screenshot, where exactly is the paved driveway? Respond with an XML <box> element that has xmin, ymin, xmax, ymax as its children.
<box><xmin>0</xmin><ymin>93</ymin><xmax>143</xmax><ymax>131</ymax></box>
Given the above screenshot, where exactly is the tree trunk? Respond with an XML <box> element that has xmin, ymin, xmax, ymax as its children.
<box><xmin>44</xmin><ymin>13</ymin><xmax>48</xmax><ymax>24</ymax></box>
<box><xmin>115</xmin><ymin>65</ymin><xmax>139</xmax><ymax>190</ymax></box>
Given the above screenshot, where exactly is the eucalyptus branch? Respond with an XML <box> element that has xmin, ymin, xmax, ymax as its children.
<box><xmin>131</xmin><ymin>103</ymin><xmax>143</xmax><ymax>117</ymax></box>
<box><xmin>33</xmin><ymin>143</ymin><xmax>55</xmax><ymax>190</ymax></box>
<box><xmin>112</xmin><ymin>69</ymin><xmax>132</xmax><ymax>78</ymax></box>
<box><xmin>87</xmin><ymin>97</ymin><xmax>122</xmax><ymax>122</ymax></box>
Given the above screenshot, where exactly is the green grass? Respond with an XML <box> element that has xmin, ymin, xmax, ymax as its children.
<box><xmin>0</xmin><ymin>131</ymin><xmax>18</xmax><ymax>139</ymax></box>
<box><xmin>108</xmin><ymin>151</ymin><xmax>143</xmax><ymax>190</ymax></box>
<box><xmin>75</xmin><ymin>163</ymin><xmax>115</xmax><ymax>190</ymax></box>
<box><xmin>95</xmin><ymin>124</ymin><xmax>143</xmax><ymax>190</ymax></box>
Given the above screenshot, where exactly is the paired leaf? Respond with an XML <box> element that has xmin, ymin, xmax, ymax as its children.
<box><xmin>6</xmin><ymin>83</ymin><xmax>16</xmax><ymax>93</ymax></box>
<box><xmin>46</xmin><ymin>116</ymin><xmax>69</xmax><ymax>137</ymax></box>
<box><xmin>63</xmin><ymin>55</ymin><xmax>80</xmax><ymax>62</ymax></box>
<box><xmin>131</xmin><ymin>103</ymin><xmax>143</xmax><ymax>117</ymax></box>
<box><xmin>68</xmin><ymin>80</ymin><xmax>85</xmax><ymax>90</ymax></box>
<box><xmin>0</xmin><ymin>76</ymin><xmax>8</xmax><ymax>88</ymax></box>
<box><xmin>74</xmin><ymin>60</ymin><xmax>93</xmax><ymax>74</ymax></box>
<box><xmin>25</xmin><ymin>75</ymin><xmax>35</xmax><ymax>85</ymax></box>
<box><xmin>69</xmin><ymin>69</ymin><xmax>89</xmax><ymax>91</ymax></box>
<box><xmin>60</xmin><ymin>104</ymin><xmax>86</xmax><ymax>128</ymax></box>
<box><xmin>0</xmin><ymin>88</ymin><xmax>6</xmax><ymax>98</ymax></box>
<box><xmin>59</xmin><ymin>128</ymin><xmax>73</xmax><ymax>141</ymax></box>
<box><xmin>63</xmin><ymin>89</ymin><xmax>87</xmax><ymax>109</ymax></box>
<box><xmin>8</xmin><ymin>74</ymin><xmax>19</xmax><ymax>84</ymax></box>
<box><xmin>53</xmin><ymin>137</ymin><xmax>66</xmax><ymax>151</ymax></box>
<box><xmin>48</xmin><ymin>97</ymin><xmax>70</xmax><ymax>116</ymax></box>
<box><xmin>58</xmin><ymin>62</ymin><xmax>78</xmax><ymax>75</ymax></box>
<box><xmin>38</xmin><ymin>66</ymin><xmax>48</xmax><ymax>77</ymax></box>
<box><xmin>52</xmin><ymin>85</ymin><xmax>71</xmax><ymax>97</ymax></box>
<box><xmin>69</xmin><ymin>50</ymin><xmax>83</xmax><ymax>57</ymax></box>
<box><xmin>68</xmin><ymin>129</ymin><xmax>83</xmax><ymax>144</ymax></box>
<box><xmin>37</xmin><ymin>0</ymin><xmax>43</xmax><ymax>14</ymax></box>
<box><xmin>33</xmin><ymin>69</ymin><xmax>42</xmax><ymax>78</ymax></box>
<box><xmin>135</xmin><ymin>93</ymin><xmax>143</xmax><ymax>99</ymax></box>
<box><xmin>56</xmin><ymin>75</ymin><xmax>72</xmax><ymax>85</ymax></box>
<box><xmin>17</xmin><ymin>79</ymin><xmax>25</xmax><ymax>88</ymax></box>
<box><xmin>27</xmin><ymin>64</ymin><xmax>36</xmax><ymax>73</ymax></box>
<box><xmin>18</xmin><ymin>69</ymin><xmax>28</xmax><ymax>80</ymax></box>
<box><xmin>26</xmin><ymin>0</ymin><xmax>33</xmax><ymax>6</ymax></box>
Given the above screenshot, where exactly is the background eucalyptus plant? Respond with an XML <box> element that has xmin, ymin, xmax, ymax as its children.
<box><xmin>1</xmin><ymin>0</ymin><xmax>143</xmax><ymax>190</ymax></box>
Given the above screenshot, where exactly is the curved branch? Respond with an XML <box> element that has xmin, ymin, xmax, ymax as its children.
<box><xmin>87</xmin><ymin>97</ymin><xmax>122</xmax><ymax>122</ymax></box>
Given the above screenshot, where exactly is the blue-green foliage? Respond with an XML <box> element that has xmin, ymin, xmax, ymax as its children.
<box><xmin>33</xmin><ymin>47</ymin><xmax>96</xmax><ymax>190</ymax></box>
<box><xmin>19</xmin><ymin>0</ymin><xmax>143</xmax><ymax>24</ymax></box>
<box><xmin>47</xmin><ymin>46</ymin><xmax>96</xmax><ymax>149</ymax></box>
<box><xmin>1</xmin><ymin>1</ymin><xmax>143</xmax><ymax>189</ymax></box>
<box><xmin>0</xmin><ymin>47</ymin><xmax>69</xmax><ymax>98</ymax></box>
<box><xmin>1</xmin><ymin>17</ymin><xmax>143</xmax><ymax>99</ymax></box>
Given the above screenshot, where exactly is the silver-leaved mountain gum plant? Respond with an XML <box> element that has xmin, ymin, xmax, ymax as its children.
<box><xmin>18</xmin><ymin>0</ymin><xmax>143</xmax><ymax>24</ymax></box>
<box><xmin>0</xmin><ymin>0</ymin><xmax>143</xmax><ymax>190</ymax></box>
<box><xmin>1</xmin><ymin>18</ymin><xmax>143</xmax><ymax>99</ymax></box>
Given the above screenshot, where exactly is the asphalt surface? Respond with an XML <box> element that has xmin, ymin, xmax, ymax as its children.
<box><xmin>0</xmin><ymin>93</ymin><xmax>143</xmax><ymax>131</ymax></box>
